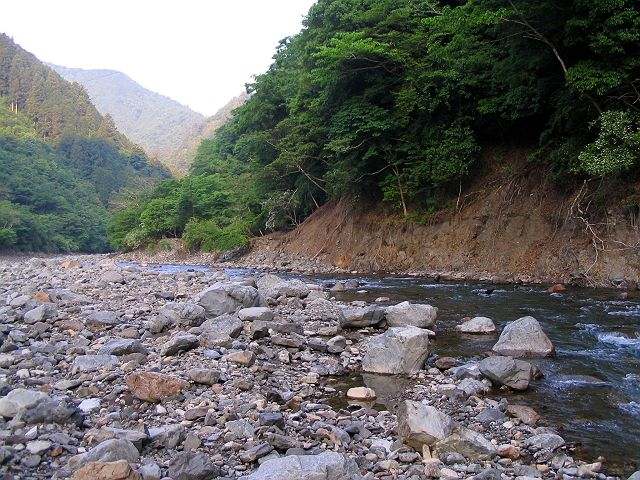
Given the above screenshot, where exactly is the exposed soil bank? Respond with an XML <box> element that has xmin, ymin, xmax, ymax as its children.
<box><xmin>238</xmin><ymin>151</ymin><xmax>640</xmax><ymax>289</ymax></box>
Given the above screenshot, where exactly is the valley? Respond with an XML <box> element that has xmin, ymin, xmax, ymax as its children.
<box><xmin>51</xmin><ymin>65</ymin><xmax>247</xmax><ymax>176</ymax></box>
<box><xmin>1</xmin><ymin>1</ymin><xmax>640</xmax><ymax>479</ymax></box>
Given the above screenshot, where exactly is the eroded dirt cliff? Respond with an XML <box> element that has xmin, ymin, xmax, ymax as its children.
<box><xmin>240</xmin><ymin>150</ymin><xmax>640</xmax><ymax>288</ymax></box>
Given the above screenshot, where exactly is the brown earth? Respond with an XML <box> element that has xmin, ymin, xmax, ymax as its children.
<box><xmin>239</xmin><ymin>149</ymin><xmax>640</xmax><ymax>288</ymax></box>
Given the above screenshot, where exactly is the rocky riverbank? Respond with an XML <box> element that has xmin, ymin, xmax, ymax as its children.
<box><xmin>0</xmin><ymin>255</ymin><xmax>637</xmax><ymax>480</ymax></box>
<box><xmin>115</xmin><ymin>245</ymin><xmax>639</xmax><ymax>293</ymax></box>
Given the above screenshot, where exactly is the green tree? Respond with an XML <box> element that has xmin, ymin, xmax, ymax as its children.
<box><xmin>111</xmin><ymin>0</ymin><xmax>640</xmax><ymax>251</ymax></box>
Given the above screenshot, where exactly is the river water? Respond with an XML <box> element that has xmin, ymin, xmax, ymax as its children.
<box><xmin>136</xmin><ymin>263</ymin><xmax>640</xmax><ymax>475</ymax></box>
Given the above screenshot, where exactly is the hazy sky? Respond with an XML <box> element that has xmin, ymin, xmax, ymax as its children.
<box><xmin>0</xmin><ymin>0</ymin><xmax>316</xmax><ymax>115</ymax></box>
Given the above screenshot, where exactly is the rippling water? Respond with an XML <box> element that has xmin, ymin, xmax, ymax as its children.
<box><xmin>319</xmin><ymin>275</ymin><xmax>640</xmax><ymax>476</ymax></box>
<box><xmin>128</xmin><ymin>262</ymin><xmax>640</xmax><ymax>475</ymax></box>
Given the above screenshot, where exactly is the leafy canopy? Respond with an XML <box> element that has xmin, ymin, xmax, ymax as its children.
<box><xmin>111</xmin><ymin>0</ymin><xmax>640</xmax><ymax>251</ymax></box>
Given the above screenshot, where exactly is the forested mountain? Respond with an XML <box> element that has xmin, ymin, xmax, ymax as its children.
<box><xmin>0</xmin><ymin>35</ymin><xmax>136</xmax><ymax>150</ymax></box>
<box><xmin>0</xmin><ymin>100</ymin><xmax>108</xmax><ymax>251</ymax></box>
<box><xmin>0</xmin><ymin>33</ymin><xmax>168</xmax><ymax>252</ymax></box>
<box><xmin>197</xmin><ymin>93</ymin><xmax>250</xmax><ymax>144</ymax></box>
<box><xmin>51</xmin><ymin>64</ymin><xmax>206</xmax><ymax>175</ymax></box>
<box><xmin>111</xmin><ymin>0</ymin><xmax>640</xmax><ymax>253</ymax></box>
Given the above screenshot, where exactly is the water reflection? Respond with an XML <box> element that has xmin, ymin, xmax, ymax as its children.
<box><xmin>326</xmin><ymin>373</ymin><xmax>416</xmax><ymax>414</ymax></box>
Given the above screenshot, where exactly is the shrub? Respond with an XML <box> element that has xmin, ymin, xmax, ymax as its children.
<box><xmin>579</xmin><ymin>111</ymin><xmax>640</xmax><ymax>176</ymax></box>
<box><xmin>122</xmin><ymin>227</ymin><xmax>150</xmax><ymax>251</ymax></box>
<box><xmin>0</xmin><ymin>227</ymin><xmax>17</xmax><ymax>247</ymax></box>
<box><xmin>182</xmin><ymin>218</ymin><xmax>248</xmax><ymax>252</ymax></box>
<box><xmin>140</xmin><ymin>197</ymin><xmax>181</xmax><ymax>237</ymax></box>
<box><xmin>157</xmin><ymin>238</ymin><xmax>174</xmax><ymax>252</ymax></box>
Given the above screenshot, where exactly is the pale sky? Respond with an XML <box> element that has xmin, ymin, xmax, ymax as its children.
<box><xmin>0</xmin><ymin>0</ymin><xmax>316</xmax><ymax>115</ymax></box>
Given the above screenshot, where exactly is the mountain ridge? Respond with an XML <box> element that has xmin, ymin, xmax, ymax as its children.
<box><xmin>51</xmin><ymin>64</ymin><xmax>205</xmax><ymax>175</ymax></box>
<box><xmin>0</xmin><ymin>33</ymin><xmax>167</xmax><ymax>252</ymax></box>
<box><xmin>52</xmin><ymin>64</ymin><xmax>247</xmax><ymax>175</ymax></box>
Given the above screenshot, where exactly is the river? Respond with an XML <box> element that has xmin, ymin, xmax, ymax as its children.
<box><xmin>132</xmin><ymin>262</ymin><xmax>640</xmax><ymax>475</ymax></box>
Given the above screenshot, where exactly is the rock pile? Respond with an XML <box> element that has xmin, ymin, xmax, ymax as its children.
<box><xmin>0</xmin><ymin>256</ymin><xmax>622</xmax><ymax>480</ymax></box>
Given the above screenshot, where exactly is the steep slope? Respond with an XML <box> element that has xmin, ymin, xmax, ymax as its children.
<box><xmin>0</xmin><ymin>34</ymin><xmax>135</xmax><ymax>150</ymax></box>
<box><xmin>51</xmin><ymin>64</ymin><xmax>206</xmax><ymax>175</ymax></box>
<box><xmin>51</xmin><ymin>64</ymin><xmax>248</xmax><ymax>175</ymax></box>
<box><xmin>199</xmin><ymin>92</ymin><xmax>249</xmax><ymax>141</ymax></box>
<box><xmin>108</xmin><ymin>0</ymin><xmax>640</xmax><ymax>259</ymax></box>
<box><xmin>0</xmin><ymin>33</ymin><xmax>167</xmax><ymax>197</ymax></box>
<box><xmin>178</xmin><ymin>92</ymin><xmax>249</xmax><ymax>173</ymax></box>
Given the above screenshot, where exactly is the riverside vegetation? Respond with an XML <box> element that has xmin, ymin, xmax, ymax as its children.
<box><xmin>108</xmin><ymin>0</ymin><xmax>640</xmax><ymax>254</ymax></box>
<box><xmin>1</xmin><ymin>255</ymin><xmax>638</xmax><ymax>480</ymax></box>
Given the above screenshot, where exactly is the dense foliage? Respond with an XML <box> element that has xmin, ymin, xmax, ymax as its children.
<box><xmin>0</xmin><ymin>34</ymin><xmax>168</xmax><ymax>191</ymax></box>
<box><xmin>0</xmin><ymin>34</ymin><xmax>136</xmax><ymax>150</ymax></box>
<box><xmin>0</xmin><ymin>103</ymin><xmax>108</xmax><ymax>251</ymax></box>
<box><xmin>107</xmin><ymin>165</ymin><xmax>254</xmax><ymax>251</ymax></box>
<box><xmin>0</xmin><ymin>34</ymin><xmax>169</xmax><ymax>252</ymax></box>
<box><xmin>113</xmin><ymin>0</ymin><xmax>640</xmax><ymax>251</ymax></box>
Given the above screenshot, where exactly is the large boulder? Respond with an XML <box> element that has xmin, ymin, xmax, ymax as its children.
<box><xmin>506</xmin><ymin>405</ymin><xmax>540</xmax><ymax>425</ymax></box>
<box><xmin>68</xmin><ymin>439</ymin><xmax>139</xmax><ymax>471</ymax></box>
<box><xmin>99</xmin><ymin>339</ymin><xmax>146</xmax><ymax>356</ymax></box>
<box><xmin>224</xmin><ymin>350</ymin><xmax>255</xmax><ymax>366</ymax></box>
<box><xmin>340</xmin><ymin>306</ymin><xmax>385</xmax><ymax>328</ymax></box>
<box><xmin>346</xmin><ymin>387</ymin><xmax>377</xmax><ymax>402</ymax></box>
<box><xmin>0</xmin><ymin>388</ymin><xmax>49</xmax><ymax>418</ymax></box>
<box><xmin>457</xmin><ymin>378</ymin><xmax>491</xmax><ymax>398</ymax></box>
<box><xmin>257</xmin><ymin>274</ymin><xmax>311</xmax><ymax>300</ymax></box>
<box><xmin>23</xmin><ymin>303</ymin><xmax>57</xmax><ymax>324</ymax></box>
<box><xmin>148</xmin><ymin>424</ymin><xmax>185</xmax><ymax>449</ymax></box>
<box><xmin>161</xmin><ymin>333</ymin><xmax>199</xmax><ymax>356</ymax></box>
<box><xmin>158</xmin><ymin>302</ymin><xmax>206</xmax><ymax>327</ymax></box>
<box><xmin>17</xmin><ymin>396</ymin><xmax>84</xmax><ymax>426</ymax></box>
<box><xmin>433</xmin><ymin>427</ymin><xmax>497</xmax><ymax>460</ymax></box>
<box><xmin>50</xmin><ymin>288</ymin><xmax>92</xmax><ymax>305</ymax></box>
<box><xmin>71</xmin><ymin>460</ymin><xmax>141</xmax><ymax>480</ymax></box>
<box><xmin>362</xmin><ymin>326</ymin><xmax>430</xmax><ymax>375</ymax></box>
<box><xmin>168</xmin><ymin>451</ymin><xmax>220</xmax><ymax>480</ymax></box>
<box><xmin>199</xmin><ymin>314</ymin><xmax>243</xmax><ymax>348</ymax></box>
<box><xmin>385</xmin><ymin>301</ymin><xmax>437</xmax><ymax>328</ymax></box>
<box><xmin>456</xmin><ymin>317</ymin><xmax>496</xmax><ymax>334</ymax></box>
<box><xmin>492</xmin><ymin>316</ymin><xmax>554</xmax><ymax>357</ymax></box>
<box><xmin>187</xmin><ymin>368</ymin><xmax>220</xmax><ymax>385</ymax></box>
<box><xmin>479</xmin><ymin>356</ymin><xmax>533</xmax><ymax>391</ymax></box>
<box><xmin>238</xmin><ymin>451</ymin><xmax>361</xmax><ymax>480</ymax></box>
<box><xmin>73</xmin><ymin>355</ymin><xmax>118</xmax><ymax>373</ymax></box>
<box><xmin>100</xmin><ymin>271</ymin><xmax>125</xmax><ymax>285</ymax></box>
<box><xmin>524</xmin><ymin>433</ymin><xmax>565</xmax><ymax>451</ymax></box>
<box><xmin>85</xmin><ymin>428</ymin><xmax>148</xmax><ymax>451</ymax></box>
<box><xmin>397</xmin><ymin>401</ymin><xmax>455</xmax><ymax>450</ymax></box>
<box><xmin>238</xmin><ymin>307</ymin><xmax>274</xmax><ymax>322</ymax></box>
<box><xmin>305</xmin><ymin>289</ymin><xmax>329</xmax><ymax>302</ymax></box>
<box><xmin>87</xmin><ymin>310</ymin><xmax>119</xmax><ymax>328</ymax></box>
<box><xmin>195</xmin><ymin>283</ymin><xmax>258</xmax><ymax>317</ymax></box>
